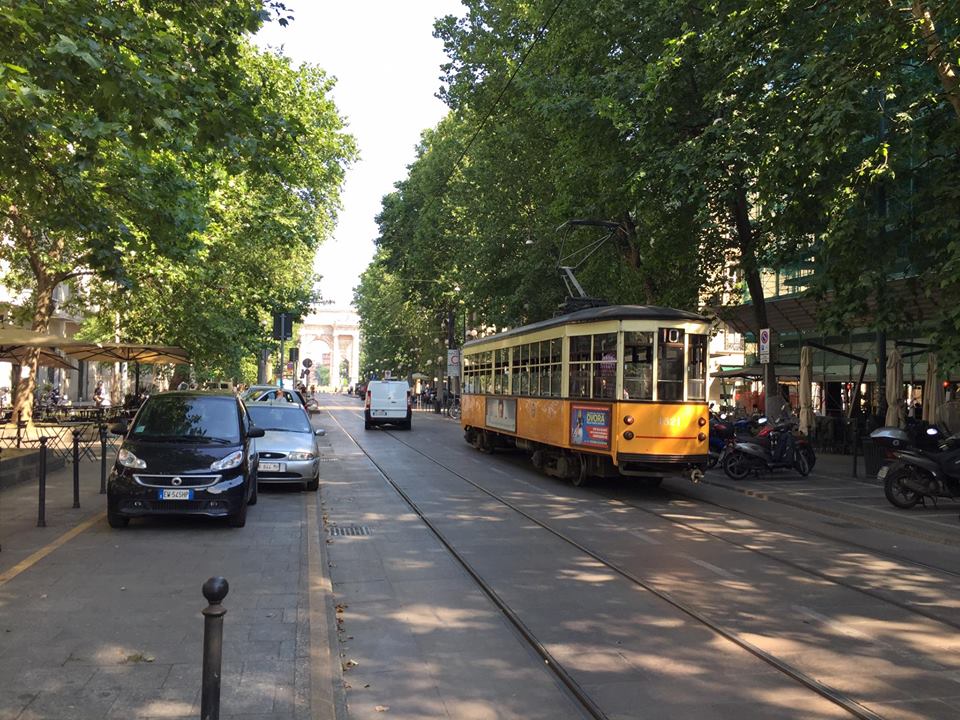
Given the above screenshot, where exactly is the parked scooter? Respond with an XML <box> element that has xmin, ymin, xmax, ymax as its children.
<box><xmin>722</xmin><ymin>416</ymin><xmax>816</xmax><ymax>479</ymax></box>
<box><xmin>879</xmin><ymin>426</ymin><xmax>960</xmax><ymax>508</ymax></box>
<box><xmin>707</xmin><ymin>413</ymin><xmax>735</xmax><ymax>469</ymax></box>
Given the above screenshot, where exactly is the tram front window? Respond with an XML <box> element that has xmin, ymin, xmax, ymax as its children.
<box><xmin>658</xmin><ymin>328</ymin><xmax>685</xmax><ymax>401</ymax></box>
<box><xmin>623</xmin><ymin>331</ymin><xmax>653</xmax><ymax>400</ymax></box>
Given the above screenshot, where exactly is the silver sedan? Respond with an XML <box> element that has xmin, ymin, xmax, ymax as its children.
<box><xmin>246</xmin><ymin>401</ymin><xmax>324</xmax><ymax>490</ymax></box>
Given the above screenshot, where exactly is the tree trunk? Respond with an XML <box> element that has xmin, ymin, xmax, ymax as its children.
<box><xmin>731</xmin><ymin>185</ymin><xmax>781</xmax><ymax>417</ymax></box>
<box><xmin>912</xmin><ymin>1</ymin><xmax>960</xmax><ymax>121</ymax></box>
<box><xmin>11</xmin><ymin>279</ymin><xmax>57</xmax><ymax>427</ymax></box>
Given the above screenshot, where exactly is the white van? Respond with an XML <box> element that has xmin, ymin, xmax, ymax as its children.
<box><xmin>364</xmin><ymin>380</ymin><xmax>412</xmax><ymax>430</ymax></box>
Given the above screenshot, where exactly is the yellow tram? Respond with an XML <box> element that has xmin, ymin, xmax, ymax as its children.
<box><xmin>460</xmin><ymin>305</ymin><xmax>711</xmax><ymax>485</ymax></box>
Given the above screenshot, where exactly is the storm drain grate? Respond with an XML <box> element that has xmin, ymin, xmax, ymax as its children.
<box><xmin>327</xmin><ymin>525</ymin><xmax>371</xmax><ymax>537</ymax></box>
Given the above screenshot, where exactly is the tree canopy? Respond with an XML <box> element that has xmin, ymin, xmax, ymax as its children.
<box><xmin>1</xmin><ymin>0</ymin><xmax>355</xmax><ymax>417</ymax></box>
<box><xmin>356</xmin><ymin>0</ymin><xmax>960</xmax><ymax>381</ymax></box>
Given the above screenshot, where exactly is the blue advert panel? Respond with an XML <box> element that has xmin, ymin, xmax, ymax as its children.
<box><xmin>570</xmin><ymin>404</ymin><xmax>611</xmax><ymax>450</ymax></box>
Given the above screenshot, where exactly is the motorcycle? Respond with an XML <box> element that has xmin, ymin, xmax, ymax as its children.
<box><xmin>722</xmin><ymin>416</ymin><xmax>816</xmax><ymax>480</ymax></box>
<box><xmin>879</xmin><ymin>427</ymin><xmax>960</xmax><ymax>508</ymax></box>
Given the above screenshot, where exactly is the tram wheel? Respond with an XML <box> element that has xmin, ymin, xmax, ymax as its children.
<box><xmin>571</xmin><ymin>455</ymin><xmax>589</xmax><ymax>487</ymax></box>
<box><xmin>531</xmin><ymin>449</ymin><xmax>545</xmax><ymax>470</ymax></box>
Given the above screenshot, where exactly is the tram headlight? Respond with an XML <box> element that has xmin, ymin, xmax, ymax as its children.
<box><xmin>698</xmin><ymin>432</ymin><xmax>706</xmax><ymax>442</ymax></box>
<box><xmin>698</xmin><ymin>417</ymin><xmax>707</xmax><ymax>427</ymax></box>
<box><xmin>623</xmin><ymin>415</ymin><xmax>634</xmax><ymax>425</ymax></box>
<box><xmin>623</xmin><ymin>430</ymin><xmax>635</xmax><ymax>440</ymax></box>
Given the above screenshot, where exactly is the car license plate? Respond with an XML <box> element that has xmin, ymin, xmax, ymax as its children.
<box><xmin>877</xmin><ymin>466</ymin><xmax>889</xmax><ymax>479</ymax></box>
<box><xmin>260</xmin><ymin>462</ymin><xmax>283</xmax><ymax>472</ymax></box>
<box><xmin>160</xmin><ymin>488</ymin><xmax>193</xmax><ymax>500</ymax></box>
<box><xmin>372</xmin><ymin>410</ymin><xmax>387</xmax><ymax>416</ymax></box>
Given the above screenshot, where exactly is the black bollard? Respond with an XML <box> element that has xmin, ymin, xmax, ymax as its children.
<box><xmin>37</xmin><ymin>437</ymin><xmax>48</xmax><ymax>527</ymax></box>
<box><xmin>853</xmin><ymin>425</ymin><xmax>860</xmax><ymax>477</ymax></box>
<box><xmin>16</xmin><ymin>410</ymin><xmax>22</xmax><ymax>448</ymax></box>
<box><xmin>99</xmin><ymin>424</ymin><xmax>107</xmax><ymax>494</ymax></box>
<box><xmin>201</xmin><ymin>577</ymin><xmax>229</xmax><ymax>720</ymax></box>
<box><xmin>72</xmin><ymin>429</ymin><xmax>81</xmax><ymax>509</ymax></box>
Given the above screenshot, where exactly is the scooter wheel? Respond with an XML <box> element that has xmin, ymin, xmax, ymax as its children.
<box><xmin>723</xmin><ymin>452</ymin><xmax>751</xmax><ymax>481</ymax></box>
<box><xmin>884</xmin><ymin>467</ymin><xmax>922</xmax><ymax>509</ymax></box>
<box><xmin>794</xmin><ymin>451</ymin><xmax>811</xmax><ymax>477</ymax></box>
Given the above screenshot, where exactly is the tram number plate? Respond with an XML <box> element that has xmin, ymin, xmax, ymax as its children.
<box><xmin>160</xmin><ymin>488</ymin><xmax>193</xmax><ymax>500</ymax></box>
<box><xmin>260</xmin><ymin>462</ymin><xmax>283</xmax><ymax>472</ymax></box>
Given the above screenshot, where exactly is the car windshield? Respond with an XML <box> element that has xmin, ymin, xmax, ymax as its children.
<box><xmin>130</xmin><ymin>396</ymin><xmax>240</xmax><ymax>443</ymax></box>
<box><xmin>247</xmin><ymin>405</ymin><xmax>312</xmax><ymax>433</ymax></box>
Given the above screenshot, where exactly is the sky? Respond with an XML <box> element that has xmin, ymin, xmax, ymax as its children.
<box><xmin>255</xmin><ymin>1</ymin><xmax>465</xmax><ymax>309</ymax></box>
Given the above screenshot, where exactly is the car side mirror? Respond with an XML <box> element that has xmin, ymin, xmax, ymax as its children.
<box><xmin>109</xmin><ymin>422</ymin><xmax>127</xmax><ymax>436</ymax></box>
<box><xmin>314</xmin><ymin>428</ymin><xmax>326</xmax><ymax>437</ymax></box>
<box><xmin>247</xmin><ymin>426</ymin><xmax>265</xmax><ymax>438</ymax></box>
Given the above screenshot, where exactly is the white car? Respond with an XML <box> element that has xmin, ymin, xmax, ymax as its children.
<box><xmin>364</xmin><ymin>380</ymin><xmax>412</xmax><ymax>430</ymax></box>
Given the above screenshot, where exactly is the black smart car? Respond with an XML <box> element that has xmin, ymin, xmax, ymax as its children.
<box><xmin>107</xmin><ymin>390</ymin><xmax>263</xmax><ymax>528</ymax></box>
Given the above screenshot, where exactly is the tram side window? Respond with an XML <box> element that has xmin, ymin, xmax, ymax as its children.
<box><xmin>479</xmin><ymin>351</ymin><xmax>493</xmax><ymax>394</ymax></box>
<box><xmin>548</xmin><ymin>338</ymin><xmax>562</xmax><ymax>397</ymax></box>
<box><xmin>658</xmin><ymin>328</ymin><xmax>685</xmax><ymax>401</ymax></box>
<box><xmin>494</xmin><ymin>348</ymin><xmax>509</xmax><ymax>394</ymax></box>
<box><xmin>623</xmin><ymin>332</ymin><xmax>653</xmax><ymax>400</ymax></box>
<box><xmin>687</xmin><ymin>334</ymin><xmax>707</xmax><ymax>401</ymax></box>
<box><xmin>568</xmin><ymin>335</ymin><xmax>591</xmax><ymax>398</ymax></box>
<box><xmin>529</xmin><ymin>342</ymin><xmax>541</xmax><ymax>396</ymax></box>
<box><xmin>463</xmin><ymin>355</ymin><xmax>474</xmax><ymax>394</ymax></box>
<box><xmin>511</xmin><ymin>347</ymin><xmax>521</xmax><ymax>395</ymax></box>
<box><xmin>592</xmin><ymin>333</ymin><xmax>617</xmax><ymax>399</ymax></box>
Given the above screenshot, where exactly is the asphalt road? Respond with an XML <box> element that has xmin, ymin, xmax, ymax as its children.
<box><xmin>3</xmin><ymin>393</ymin><xmax>960</xmax><ymax>719</ymax></box>
<box><xmin>321</xmin><ymin>393</ymin><xmax>960</xmax><ymax>720</ymax></box>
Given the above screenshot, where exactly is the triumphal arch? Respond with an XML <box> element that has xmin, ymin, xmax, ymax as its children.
<box><xmin>298</xmin><ymin>306</ymin><xmax>360</xmax><ymax>389</ymax></box>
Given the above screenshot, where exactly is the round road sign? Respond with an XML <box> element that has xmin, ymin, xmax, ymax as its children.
<box><xmin>302</xmin><ymin>358</ymin><xmax>313</xmax><ymax>368</ymax></box>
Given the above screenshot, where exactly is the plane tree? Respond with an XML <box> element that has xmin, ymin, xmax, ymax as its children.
<box><xmin>0</xmin><ymin>1</ymin><xmax>354</xmax><ymax>417</ymax></box>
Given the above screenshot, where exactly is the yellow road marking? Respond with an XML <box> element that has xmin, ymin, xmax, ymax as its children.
<box><xmin>0</xmin><ymin>511</ymin><xmax>105</xmax><ymax>587</ymax></box>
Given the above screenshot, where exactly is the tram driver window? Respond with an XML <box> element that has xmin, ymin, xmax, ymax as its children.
<box><xmin>623</xmin><ymin>331</ymin><xmax>653</xmax><ymax>400</ymax></box>
<box><xmin>658</xmin><ymin>327</ymin><xmax>685</xmax><ymax>402</ymax></box>
<box><xmin>687</xmin><ymin>334</ymin><xmax>707</xmax><ymax>401</ymax></box>
<box><xmin>592</xmin><ymin>333</ymin><xmax>617</xmax><ymax>399</ymax></box>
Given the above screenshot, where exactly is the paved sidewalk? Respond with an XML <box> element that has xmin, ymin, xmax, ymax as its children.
<box><xmin>0</xmin><ymin>449</ymin><xmax>317</xmax><ymax>720</ymax></box>
<box><xmin>701</xmin><ymin>450</ymin><xmax>960</xmax><ymax>546</ymax></box>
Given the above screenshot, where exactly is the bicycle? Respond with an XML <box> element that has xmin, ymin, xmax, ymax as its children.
<box><xmin>447</xmin><ymin>396</ymin><xmax>461</xmax><ymax>421</ymax></box>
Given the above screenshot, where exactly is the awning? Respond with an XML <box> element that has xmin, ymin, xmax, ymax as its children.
<box><xmin>712</xmin><ymin>365</ymin><xmax>800</xmax><ymax>379</ymax></box>
<box><xmin>58</xmin><ymin>342</ymin><xmax>189</xmax><ymax>365</ymax></box>
<box><xmin>0</xmin><ymin>345</ymin><xmax>76</xmax><ymax>370</ymax></box>
<box><xmin>0</xmin><ymin>326</ymin><xmax>78</xmax><ymax>370</ymax></box>
<box><xmin>713</xmin><ymin>276</ymin><xmax>941</xmax><ymax>336</ymax></box>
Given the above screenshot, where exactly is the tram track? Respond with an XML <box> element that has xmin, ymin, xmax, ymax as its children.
<box><xmin>327</xmin><ymin>407</ymin><xmax>888</xmax><ymax>720</ymax></box>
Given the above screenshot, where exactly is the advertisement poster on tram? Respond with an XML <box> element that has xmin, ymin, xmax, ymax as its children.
<box><xmin>570</xmin><ymin>404</ymin><xmax>611</xmax><ymax>449</ymax></box>
<box><xmin>485</xmin><ymin>397</ymin><xmax>517</xmax><ymax>432</ymax></box>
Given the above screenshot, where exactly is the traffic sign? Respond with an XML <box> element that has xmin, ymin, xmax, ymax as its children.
<box><xmin>447</xmin><ymin>349</ymin><xmax>461</xmax><ymax>377</ymax></box>
<box><xmin>759</xmin><ymin>327</ymin><xmax>771</xmax><ymax>365</ymax></box>
<box><xmin>302</xmin><ymin>358</ymin><xmax>313</xmax><ymax>368</ymax></box>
